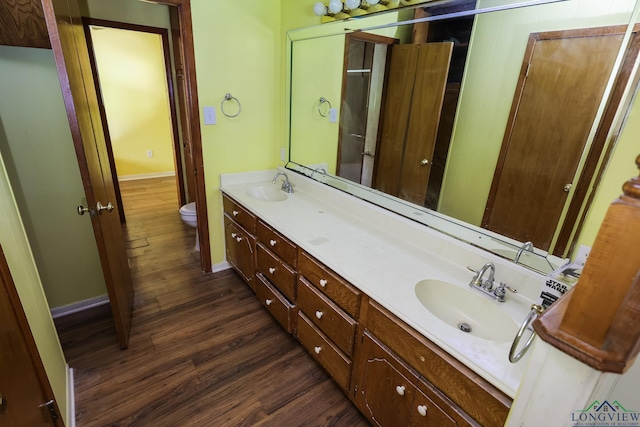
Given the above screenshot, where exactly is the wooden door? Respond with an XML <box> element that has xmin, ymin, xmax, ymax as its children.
<box><xmin>374</xmin><ymin>42</ymin><xmax>452</xmax><ymax>203</ymax></box>
<box><xmin>483</xmin><ymin>27</ymin><xmax>627</xmax><ymax>250</ymax></box>
<box><xmin>0</xmin><ymin>247</ymin><xmax>62</xmax><ymax>427</ymax></box>
<box><xmin>374</xmin><ymin>44</ymin><xmax>418</xmax><ymax>196</ymax></box>
<box><xmin>42</xmin><ymin>0</ymin><xmax>134</xmax><ymax>348</ymax></box>
<box><xmin>398</xmin><ymin>42</ymin><xmax>453</xmax><ymax>205</ymax></box>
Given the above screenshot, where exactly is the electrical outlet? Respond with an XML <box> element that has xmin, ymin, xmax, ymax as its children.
<box><xmin>280</xmin><ymin>147</ymin><xmax>285</xmax><ymax>161</ymax></box>
<box><xmin>147</xmin><ymin>150</ymin><xmax>153</xmax><ymax>158</ymax></box>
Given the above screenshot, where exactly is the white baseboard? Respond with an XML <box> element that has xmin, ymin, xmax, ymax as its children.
<box><xmin>118</xmin><ymin>171</ymin><xmax>175</xmax><ymax>181</ymax></box>
<box><xmin>212</xmin><ymin>260</ymin><xmax>232</xmax><ymax>273</ymax></box>
<box><xmin>67</xmin><ymin>365</ymin><xmax>76</xmax><ymax>427</ymax></box>
<box><xmin>50</xmin><ymin>295</ymin><xmax>109</xmax><ymax>319</ymax></box>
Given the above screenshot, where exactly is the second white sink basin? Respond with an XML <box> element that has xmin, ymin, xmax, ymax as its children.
<box><xmin>246</xmin><ymin>185</ymin><xmax>288</xmax><ymax>202</ymax></box>
<box><xmin>415</xmin><ymin>279</ymin><xmax>518</xmax><ymax>342</ymax></box>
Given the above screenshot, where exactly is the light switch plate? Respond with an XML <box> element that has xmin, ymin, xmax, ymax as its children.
<box><xmin>574</xmin><ymin>245</ymin><xmax>591</xmax><ymax>265</ymax></box>
<box><xmin>203</xmin><ymin>106</ymin><xmax>216</xmax><ymax>125</ymax></box>
<box><xmin>329</xmin><ymin>108</ymin><xmax>338</xmax><ymax>123</ymax></box>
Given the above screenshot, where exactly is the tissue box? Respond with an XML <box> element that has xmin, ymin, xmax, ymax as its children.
<box><xmin>538</xmin><ymin>262</ymin><xmax>582</xmax><ymax>309</ymax></box>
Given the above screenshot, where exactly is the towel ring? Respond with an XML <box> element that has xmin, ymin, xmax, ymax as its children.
<box><xmin>318</xmin><ymin>97</ymin><xmax>332</xmax><ymax>117</ymax></box>
<box><xmin>221</xmin><ymin>93</ymin><xmax>242</xmax><ymax>118</ymax></box>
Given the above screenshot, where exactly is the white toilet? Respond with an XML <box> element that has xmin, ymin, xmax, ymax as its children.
<box><xmin>179</xmin><ymin>202</ymin><xmax>199</xmax><ymax>251</ymax></box>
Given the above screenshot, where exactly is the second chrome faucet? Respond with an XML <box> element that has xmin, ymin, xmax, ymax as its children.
<box><xmin>467</xmin><ymin>262</ymin><xmax>517</xmax><ymax>302</ymax></box>
<box><xmin>272</xmin><ymin>171</ymin><xmax>294</xmax><ymax>194</ymax></box>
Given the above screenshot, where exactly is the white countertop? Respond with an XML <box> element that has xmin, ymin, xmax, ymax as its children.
<box><xmin>220</xmin><ymin>168</ymin><xmax>547</xmax><ymax>398</ymax></box>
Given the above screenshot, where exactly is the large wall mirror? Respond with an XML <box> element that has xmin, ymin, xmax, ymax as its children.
<box><xmin>286</xmin><ymin>0</ymin><xmax>640</xmax><ymax>274</ymax></box>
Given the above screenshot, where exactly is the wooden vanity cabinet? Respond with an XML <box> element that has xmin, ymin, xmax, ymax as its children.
<box><xmin>295</xmin><ymin>250</ymin><xmax>361</xmax><ymax>391</ymax></box>
<box><xmin>360</xmin><ymin>300</ymin><xmax>511</xmax><ymax>427</ymax></box>
<box><xmin>222</xmin><ymin>195</ymin><xmax>257</xmax><ymax>289</ymax></box>
<box><xmin>254</xmin><ymin>220</ymin><xmax>298</xmax><ymax>333</ymax></box>
<box><xmin>354</xmin><ymin>332</ymin><xmax>465</xmax><ymax>427</ymax></box>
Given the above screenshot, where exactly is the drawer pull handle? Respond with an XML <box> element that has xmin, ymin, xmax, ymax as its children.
<box><xmin>231</xmin><ymin>233</ymin><xmax>237</xmax><ymax>238</ymax></box>
<box><xmin>265</xmin><ymin>299</ymin><xmax>272</xmax><ymax>306</ymax></box>
<box><xmin>236</xmin><ymin>237</ymin><xmax>243</xmax><ymax>243</ymax></box>
<box><xmin>314</xmin><ymin>346</ymin><xmax>322</xmax><ymax>354</ymax></box>
<box><xmin>396</xmin><ymin>385</ymin><xmax>405</xmax><ymax>396</ymax></box>
<box><xmin>319</xmin><ymin>279</ymin><xmax>328</xmax><ymax>287</ymax></box>
<box><xmin>232</xmin><ymin>210</ymin><xmax>239</xmax><ymax>216</ymax></box>
<box><xmin>269</xmin><ymin>239</ymin><xmax>277</xmax><ymax>246</ymax></box>
<box><xmin>268</xmin><ymin>267</ymin><xmax>276</xmax><ymax>274</ymax></box>
<box><xmin>315</xmin><ymin>311</ymin><xmax>323</xmax><ymax>319</ymax></box>
<box><xmin>417</xmin><ymin>405</ymin><xmax>428</xmax><ymax>417</ymax></box>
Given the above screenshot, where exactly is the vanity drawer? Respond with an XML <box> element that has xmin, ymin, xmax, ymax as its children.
<box><xmin>256</xmin><ymin>243</ymin><xmax>296</xmax><ymax>301</ymax></box>
<box><xmin>296</xmin><ymin>312</ymin><xmax>352</xmax><ymax>391</ymax></box>
<box><xmin>298</xmin><ymin>251</ymin><xmax>361</xmax><ymax>318</ymax></box>
<box><xmin>297</xmin><ymin>277</ymin><xmax>356</xmax><ymax>356</ymax></box>
<box><xmin>255</xmin><ymin>273</ymin><xmax>295</xmax><ymax>333</ymax></box>
<box><xmin>222</xmin><ymin>194</ymin><xmax>256</xmax><ymax>234</ymax></box>
<box><xmin>257</xmin><ymin>220</ymin><xmax>297</xmax><ymax>267</ymax></box>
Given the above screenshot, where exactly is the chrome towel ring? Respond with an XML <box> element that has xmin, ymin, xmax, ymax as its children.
<box><xmin>509</xmin><ymin>304</ymin><xmax>544</xmax><ymax>363</ymax></box>
<box><xmin>318</xmin><ymin>97</ymin><xmax>332</xmax><ymax>117</ymax></box>
<box><xmin>221</xmin><ymin>93</ymin><xmax>242</xmax><ymax>118</ymax></box>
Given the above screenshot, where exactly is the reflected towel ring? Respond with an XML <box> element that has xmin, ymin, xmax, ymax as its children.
<box><xmin>221</xmin><ymin>93</ymin><xmax>242</xmax><ymax>118</ymax></box>
<box><xmin>318</xmin><ymin>97</ymin><xmax>332</xmax><ymax>117</ymax></box>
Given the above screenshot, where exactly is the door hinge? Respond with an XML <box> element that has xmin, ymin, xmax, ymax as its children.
<box><xmin>39</xmin><ymin>400</ymin><xmax>59</xmax><ymax>422</ymax></box>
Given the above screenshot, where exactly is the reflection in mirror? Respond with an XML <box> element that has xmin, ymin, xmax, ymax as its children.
<box><xmin>288</xmin><ymin>0</ymin><xmax>640</xmax><ymax>274</ymax></box>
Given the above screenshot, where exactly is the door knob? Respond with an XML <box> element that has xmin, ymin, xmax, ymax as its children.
<box><xmin>563</xmin><ymin>183</ymin><xmax>572</xmax><ymax>192</ymax></box>
<box><xmin>0</xmin><ymin>393</ymin><xmax>5</xmax><ymax>414</ymax></box>
<box><xmin>96</xmin><ymin>201</ymin><xmax>114</xmax><ymax>213</ymax></box>
<box><xmin>77</xmin><ymin>205</ymin><xmax>90</xmax><ymax>215</ymax></box>
<box><xmin>420</xmin><ymin>159</ymin><xmax>430</xmax><ymax>166</ymax></box>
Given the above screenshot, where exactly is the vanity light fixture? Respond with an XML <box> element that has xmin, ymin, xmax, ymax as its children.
<box><xmin>313</xmin><ymin>2</ymin><xmax>330</xmax><ymax>16</ymax></box>
<box><xmin>345</xmin><ymin>0</ymin><xmax>371</xmax><ymax>16</ymax></box>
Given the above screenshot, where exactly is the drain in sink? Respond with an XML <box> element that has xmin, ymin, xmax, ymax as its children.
<box><xmin>458</xmin><ymin>322</ymin><xmax>472</xmax><ymax>333</ymax></box>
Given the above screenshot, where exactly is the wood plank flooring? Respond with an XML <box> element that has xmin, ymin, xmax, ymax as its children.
<box><xmin>57</xmin><ymin>177</ymin><xmax>369</xmax><ymax>427</ymax></box>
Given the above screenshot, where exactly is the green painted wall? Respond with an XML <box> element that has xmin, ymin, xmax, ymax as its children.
<box><xmin>91</xmin><ymin>27</ymin><xmax>176</xmax><ymax>178</ymax></box>
<box><xmin>0</xmin><ymin>46</ymin><xmax>107</xmax><ymax>309</ymax></box>
<box><xmin>0</xmin><ymin>150</ymin><xmax>68</xmax><ymax>424</ymax></box>
<box><xmin>191</xmin><ymin>0</ymin><xmax>284</xmax><ymax>266</ymax></box>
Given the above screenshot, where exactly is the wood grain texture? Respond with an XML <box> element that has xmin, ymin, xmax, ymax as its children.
<box><xmin>0</xmin><ymin>0</ymin><xmax>50</xmax><ymax>48</ymax></box>
<box><xmin>483</xmin><ymin>27</ymin><xmax>625</xmax><ymax>250</ymax></box>
<box><xmin>535</xmin><ymin>155</ymin><xmax>640</xmax><ymax>373</ymax></box>
<box><xmin>364</xmin><ymin>300</ymin><xmax>511</xmax><ymax>427</ymax></box>
<box><xmin>58</xmin><ymin>177</ymin><xmax>368</xmax><ymax>426</ymax></box>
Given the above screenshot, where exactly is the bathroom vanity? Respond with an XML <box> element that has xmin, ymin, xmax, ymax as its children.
<box><xmin>221</xmin><ymin>169</ymin><xmax>547</xmax><ymax>427</ymax></box>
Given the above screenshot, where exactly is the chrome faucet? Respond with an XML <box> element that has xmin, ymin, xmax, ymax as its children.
<box><xmin>470</xmin><ymin>262</ymin><xmax>495</xmax><ymax>290</ymax></box>
<box><xmin>467</xmin><ymin>262</ymin><xmax>517</xmax><ymax>302</ymax></box>
<box><xmin>272</xmin><ymin>171</ymin><xmax>294</xmax><ymax>194</ymax></box>
<box><xmin>514</xmin><ymin>241</ymin><xmax>534</xmax><ymax>265</ymax></box>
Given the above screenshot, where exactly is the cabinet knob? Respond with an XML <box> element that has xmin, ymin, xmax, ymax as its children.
<box><xmin>231</xmin><ymin>232</ymin><xmax>237</xmax><ymax>238</ymax></box>
<box><xmin>395</xmin><ymin>385</ymin><xmax>406</xmax><ymax>396</ymax></box>
<box><xmin>268</xmin><ymin>267</ymin><xmax>276</xmax><ymax>274</ymax></box>
<box><xmin>269</xmin><ymin>239</ymin><xmax>277</xmax><ymax>246</ymax></box>
<box><xmin>417</xmin><ymin>405</ymin><xmax>428</xmax><ymax>417</ymax></box>
<box><xmin>314</xmin><ymin>346</ymin><xmax>322</xmax><ymax>354</ymax></box>
<box><xmin>232</xmin><ymin>210</ymin><xmax>239</xmax><ymax>216</ymax></box>
<box><xmin>420</xmin><ymin>159</ymin><xmax>429</xmax><ymax>166</ymax></box>
<box><xmin>319</xmin><ymin>279</ymin><xmax>328</xmax><ymax>288</ymax></box>
<box><xmin>315</xmin><ymin>311</ymin><xmax>323</xmax><ymax>320</ymax></box>
<box><xmin>265</xmin><ymin>299</ymin><xmax>272</xmax><ymax>306</ymax></box>
<box><xmin>236</xmin><ymin>237</ymin><xmax>242</xmax><ymax>242</ymax></box>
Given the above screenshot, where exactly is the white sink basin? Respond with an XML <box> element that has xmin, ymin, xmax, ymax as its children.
<box><xmin>415</xmin><ymin>279</ymin><xmax>518</xmax><ymax>342</ymax></box>
<box><xmin>246</xmin><ymin>185</ymin><xmax>288</xmax><ymax>202</ymax></box>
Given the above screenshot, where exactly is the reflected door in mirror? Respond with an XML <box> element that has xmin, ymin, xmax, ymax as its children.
<box><xmin>483</xmin><ymin>26</ymin><xmax>631</xmax><ymax>251</ymax></box>
<box><xmin>374</xmin><ymin>42</ymin><xmax>453</xmax><ymax>205</ymax></box>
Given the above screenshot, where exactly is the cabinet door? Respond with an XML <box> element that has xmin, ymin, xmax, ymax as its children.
<box><xmin>408</xmin><ymin>387</ymin><xmax>457</xmax><ymax>427</ymax></box>
<box><xmin>224</xmin><ymin>217</ymin><xmax>255</xmax><ymax>285</ymax></box>
<box><xmin>355</xmin><ymin>332</ymin><xmax>416</xmax><ymax>427</ymax></box>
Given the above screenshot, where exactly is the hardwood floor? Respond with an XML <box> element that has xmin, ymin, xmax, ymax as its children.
<box><xmin>58</xmin><ymin>177</ymin><xmax>369</xmax><ymax>427</ymax></box>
